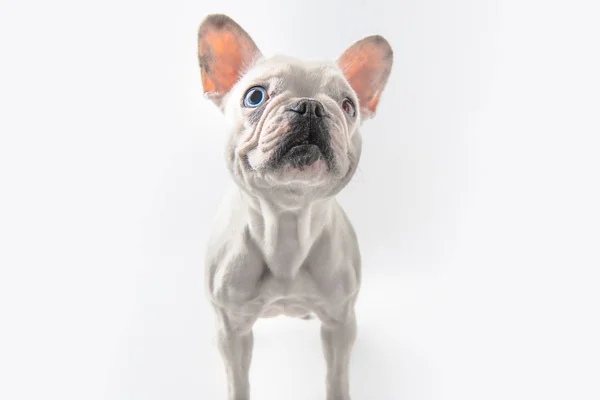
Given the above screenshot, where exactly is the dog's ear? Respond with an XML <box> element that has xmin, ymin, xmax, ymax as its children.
<box><xmin>198</xmin><ymin>14</ymin><xmax>262</xmax><ymax>107</ymax></box>
<box><xmin>338</xmin><ymin>35</ymin><xmax>393</xmax><ymax>119</ymax></box>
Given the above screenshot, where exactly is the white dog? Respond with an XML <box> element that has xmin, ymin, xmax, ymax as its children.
<box><xmin>198</xmin><ymin>14</ymin><xmax>392</xmax><ymax>400</ymax></box>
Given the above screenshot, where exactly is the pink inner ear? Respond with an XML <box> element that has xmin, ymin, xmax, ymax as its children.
<box><xmin>338</xmin><ymin>37</ymin><xmax>392</xmax><ymax>115</ymax></box>
<box><xmin>198</xmin><ymin>16</ymin><xmax>261</xmax><ymax>97</ymax></box>
<box><xmin>199</xmin><ymin>30</ymin><xmax>246</xmax><ymax>94</ymax></box>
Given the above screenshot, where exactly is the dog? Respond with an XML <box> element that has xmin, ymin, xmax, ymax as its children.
<box><xmin>198</xmin><ymin>14</ymin><xmax>392</xmax><ymax>400</ymax></box>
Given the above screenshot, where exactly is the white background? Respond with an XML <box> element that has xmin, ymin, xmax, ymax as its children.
<box><xmin>1</xmin><ymin>0</ymin><xmax>599</xmax><ymax>399</ymax></box>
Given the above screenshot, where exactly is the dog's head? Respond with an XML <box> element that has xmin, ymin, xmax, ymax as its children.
<box><xmin>198</xmin><ymin>14</ymin><xmax>392</xmax><ymax>201</ymax></box>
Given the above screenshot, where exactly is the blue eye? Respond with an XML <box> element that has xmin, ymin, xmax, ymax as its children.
<box><xmin>243</xmin><ymin>86</ymin><xmax>267</xmax><ymax>107</ymax></box>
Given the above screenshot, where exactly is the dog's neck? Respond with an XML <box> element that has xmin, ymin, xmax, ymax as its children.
<box><xmin>238</xmin><ymin>187</ymin><xmax>334</xmax><ymax>279</ymax></box>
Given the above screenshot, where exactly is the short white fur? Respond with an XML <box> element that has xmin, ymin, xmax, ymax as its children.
<box><xmin>198</xmin><ymin>14</ymin><xmax>392</xmax><ymax>400</ymax></box>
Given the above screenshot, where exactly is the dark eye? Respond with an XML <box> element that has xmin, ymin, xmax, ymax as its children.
<box><xmin>243</xmin><ymin>86</ymin><xmax>268</xmax><ymax>107</ymax></box>
<box><xmin>342</xmin><ymin>98</ymin><xmax>356</xmax><ymax>117</ymax></box>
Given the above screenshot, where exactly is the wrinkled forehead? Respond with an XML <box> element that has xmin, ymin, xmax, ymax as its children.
<box><xmin>237</xmin><ymin>55</ymin><xmax>354</xmax><ymax>99</ymax></box>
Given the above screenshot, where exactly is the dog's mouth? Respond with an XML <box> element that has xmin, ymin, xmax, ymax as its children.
<box><xmin>278</xmin><ymin>134</ymin><xmax>328</xmax><ymax>167</ymax></box>
<box><xmin>282</xmin><ymin>143</ymin><xmax>323</xmax><ymax>168</ymax></box>
<box><xmin>285</xmin><ymin>137</ymin><xmax>321</xmax><ymax>154</ymax></box>
<box><xmin>269</xmin><ymin>118</ymin><xmax>334</xmax><ymax>170</ymax></box>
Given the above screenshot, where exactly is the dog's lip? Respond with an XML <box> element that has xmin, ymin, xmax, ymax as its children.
<box><xmin>284</xmin><ymin>143</ymin><xmax>321</xmax><ymax>155</ymax></box>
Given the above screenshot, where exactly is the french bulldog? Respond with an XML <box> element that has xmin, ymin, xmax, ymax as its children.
<box><xmin>198</xmin><ymin>14</ymin><xmax>392</xmax><ymax>400</ymax></box>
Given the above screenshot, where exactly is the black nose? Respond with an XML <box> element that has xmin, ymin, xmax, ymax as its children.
<box><xmin>289</xmin><ymin>99</ymin><xmax>325</xmax><ymax>117</ymax></box>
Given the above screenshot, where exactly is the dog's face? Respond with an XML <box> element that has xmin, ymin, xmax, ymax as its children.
<box><xmin>198</xmin><ymin>15</ymin><xmax>392</xmax><ymax>200</ymax></box>
<box><xmin>226</xmin><ymin>57</ymin><xmax>359</xmax><ymax>186</ymax></box>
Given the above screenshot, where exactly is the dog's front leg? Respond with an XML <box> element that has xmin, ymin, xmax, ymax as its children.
<box><xmin>214</xmin><ymin>307</ymin><xmax>255</xmax><ymax>400</ymax></box>
<box><xmin>320</xmin><ymin>309</ymin><xmax>357</xmax><ymax>400</ymax></box>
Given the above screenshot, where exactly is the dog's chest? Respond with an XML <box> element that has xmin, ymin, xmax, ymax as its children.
<box><xmin>255</xmin><ymin>212</ymin><xmax>316</xmax><ymax>280</ymax></box>
<box><xmin>256</xmin><ymin>268</ymin><xmax>323</xmax><ymax>318</ymax></box>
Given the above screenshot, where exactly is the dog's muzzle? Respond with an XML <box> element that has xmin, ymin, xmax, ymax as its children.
<box><xmin>268</xmin><ymin>99</ymin><xmax>334</xmax><ymax>170</ymax></box>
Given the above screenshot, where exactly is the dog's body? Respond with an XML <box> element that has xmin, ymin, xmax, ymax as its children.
<box><xmin>198</xmin><ymin>15</ymin><xmax>392</xmax><ymax>400</ymax></box>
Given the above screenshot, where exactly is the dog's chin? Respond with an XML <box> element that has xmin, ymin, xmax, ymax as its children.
<box><xmin>263</xmin><ymin>162</ymin><xmax>329</xmax><ymax>188</ymax></box>
<box><xmin>276</xmin><ymin>158</ymin><xmax>331</xmax><ymax>184</ymax></box>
